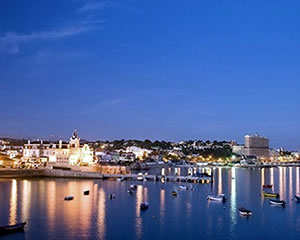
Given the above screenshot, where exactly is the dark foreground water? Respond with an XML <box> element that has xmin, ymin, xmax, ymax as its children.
<box><xmin>1</xmin><ymin>167</ymin><xmax>300</xmax><ymax>240</ymax></box>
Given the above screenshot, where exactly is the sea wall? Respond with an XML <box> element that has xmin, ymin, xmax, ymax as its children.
<box><xmin>0</xmin><ymin>169</ymin><xmax>103</xmax><ymax>179</ymax></box>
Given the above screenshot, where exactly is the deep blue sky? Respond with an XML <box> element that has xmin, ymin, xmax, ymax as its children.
<box><xmin>0</xmin><ymin>0</ymin><xmax>300</xmax><ymax>150</ymax></box>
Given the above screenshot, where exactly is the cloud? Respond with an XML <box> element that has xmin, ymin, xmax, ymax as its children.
<box><xmin>77</xmin><ymin>0</ymin><xmax>127</xmax><ymax>13</ymax></box>
<box><xmin>78</xmin><ymin>1</ymin><xmax>107</xmax><ymax>13</ymax></box>
<box><xmin>0</xmin><ymin>24</ymin><xmax>99</xmax><ymax>54</ymax></box>
<box><xmin>80</xmin><ymin>98</ymin><xmax>124</xmax><ymax>114</ymax></box>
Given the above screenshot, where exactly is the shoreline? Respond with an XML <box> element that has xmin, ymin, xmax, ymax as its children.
<box><xmin>0</xmin><ymin>164</ymin><xmax>300</xmax><ymax>181</ymax></box>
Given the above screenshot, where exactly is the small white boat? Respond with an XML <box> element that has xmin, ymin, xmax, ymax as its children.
<box><xmin>179</xmin><ymin>185</ymin><xmax>188</xmax><ymax>190</ymax></box>
<box><xmin>116</xmin><ymin>177</ymin><xmax>124</xmax><ymax>182</ymax></box>
<box><xmin>137</xmin><ymin>173</ymin><xmax>144</xmax><ymax>181</ymax></box>
<box><xmin>207</xmin><ymin>194</ymin><xmax>226</xmax><ymax>202</ymax></box>
<box><xmin>130</xmin><ymin>184</ymin><xmax>137</xmax><ymax>189</ymax></box>
<box><xmin>269</xmin><ymin>199</ymin><xmax>285</xmax><ymax>206</ymax></box>
<box><xmin>239</xmin><ymin>207</ymin><xmax>252</xmax><ymax>216</ymax></box>
<box><xmin>140</xmin><ymin>201</ymin><xmax>149</xmax><ymax>210</ymax></box>
<box><xmin>64</xmin><ymin>196</ymin><xmax>74</xmax><ymax>201</ymax></box>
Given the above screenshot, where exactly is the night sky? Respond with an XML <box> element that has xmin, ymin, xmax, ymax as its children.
<box><xmin>0</xmin><ymin>0</ymin><xmax>300</xmax><ymax>150</ymax></box>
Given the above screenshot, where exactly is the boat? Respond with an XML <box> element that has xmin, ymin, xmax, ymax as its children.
<box><xmin>0</xmin><ymin>222</ymin><xmax>26</xmax><ymax>235</ymax></box>
<box><xmin>179</xmin><ymin>185</ymin><xmax>188</xmax><ymax>190</ymax></box>
<box><xmin>172</xmin><ymin>191</ymin><xmax>178</xmax><ymax>196</ymax></box>
<box><xmin>64</xmin><ymin>196</ymin><xmax>74</xmax><ymax>201</ymax></box>
<box><xmin>116</xmin><ymin>177</ymin><xmax>124</xmax><ymax>182</ymax></box>
<box><xmin>83</xmin><ymin>190</ymin><xmax>90</xmax><ymax>195</ymax></box>
<box><xmin>263</xmin><ymin>184</ymin><xmax>273</xmax><ymax>189</ymax></box>
<box><xmin>239</xmin><ymin>207</ymin><xmax>252</xmax><ymax>216</ymax></box>
<box><xmin>269</xmin><ymin>199</ymin><xmax>286</xmax><ymax>206</ymax></box>
<box><xmin>109</xmin><ymin>194</ymin><xmax>116</xmax><ymax>199</ymax></box>
<box><xmin>137</xmin><ymin>173</ymin><xmax>144</xmax><ymax>181</ymax></box>
<box><xmin>295</xmin><ymin>195</ymin><xmax>300</xmax><ymax>202</ymax></box>
<box><xmin>263</xmin><ymin>192</ymin><xmax>279</xmax><ymax>198</ymax></box>
<box><xmin>128</xmin><ymin>188</ymin><xmax>134</xmax><ymax>194</ymax></box>
<box><xmin>207</xmin><ymin>194</ymin><xmax>226</xmax><ymax>202</ymax></box>
<box><xmin>140</xmin><ymin>201</ymin><xmax>149</xmax><ymax>210</ymax></box>
<box><xmin>130</xmin><ymin>184</ymin><xmax>137</xmax><ymax>189</ymax></box>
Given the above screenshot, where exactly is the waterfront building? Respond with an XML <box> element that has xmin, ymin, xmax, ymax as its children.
<box><xmin>22</xmin><ymin>130</ymin><xmax>94</xmax><ymax>166</ymax></box>
<box><xmin>244</xmin><ymin>134</ymin><xmax>269</xmax><ymax>158</ymax></box>
<box><xmin>232</xmin><ymin>145</ymin><xmax>245</xmax><ymax>156</ymax></box>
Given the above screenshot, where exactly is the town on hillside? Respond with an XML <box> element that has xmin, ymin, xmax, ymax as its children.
<box><xmin>0</xmin><ymin>130</ymin><xmax>299</xmax><ymax>169</ymax></box>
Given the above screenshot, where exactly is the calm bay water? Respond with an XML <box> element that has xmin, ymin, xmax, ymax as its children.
<box><xmin>1</xmin><ymin>167</ymin><xmax>300</xmax><ymax>240</ymax></box>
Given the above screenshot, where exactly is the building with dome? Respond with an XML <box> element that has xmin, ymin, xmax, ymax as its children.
<box><xmin>22</xmin><ymin>130</ymin><xmax>94</xmax><ymax>166</ymax></box>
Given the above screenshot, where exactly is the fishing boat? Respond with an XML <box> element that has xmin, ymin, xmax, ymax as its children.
<box><xmin>179</xmin><ymin>185</ymin><xmax>188</xmax><ymax>190</ymax></box>
<box><xmin>263</xmin><ymin>192</ymin><xmax>279</xmax><ymax>198</ymax></box>
<box><xmin>262</xmin><ymin>184</ymin><xmax>273</xmax><ymax>189</ymax></box>
<box><xmin>172</xmin><ymin>191</ymin><xmax>178</xmax><ymax>196</ymax></box>
<box><xmin>83</xmin><ymin>190</ymin><xmax>90</xmax><ymax>195</ymax></box>
<box><xmin>109</xmin><ymin>194</ymin><xmax>116</xmax><ymax>199</ymax></box>
<box><xmin>140</xmin><ymin>201</ymin><xmax>149</xmax><ymax>210</ymax></box>
<box><xmin>207</xmin><ymin>194</ymin><xmax>226</xmax><ymax>202</ymax></box>
<box><xmin>64</xmin><ymin>196</ymin><xmax>74</xmax><ymax>201</ymax></box>
<box><xmin>0</xmin><ymin>222</ymin><xmax>26</xmax><ymax>235</ymax></box>
<box><xmin>269</xmin><ymin>199</ymin><xmax>286</xmax><ymax>206</ymax></box>
<box><xmin>295</xmin><ymin>195</ymin><xmax>300</xmax><ymax>202</ymax></box>
<box><xmin>239</xmin><ymin>207</ymin><xmax>252</xmax><ymax>216</ymax></box>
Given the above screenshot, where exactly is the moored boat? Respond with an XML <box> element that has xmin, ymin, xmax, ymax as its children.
<box><xmin>130</xmin><ymin>184</ymin><xmax>137</xmax><ymax>189</ymax></box>
<box><xmin>64</xmin><ymin>196</ymin><xmax>74</xmax><ymax>201</ymax></box>
<box><xmin>0</xmin><ymin>222</ymin><xmax>26</xmax><ymax>235</ymax></box>
<box><xmin>109</xmin><ymin>194</ymin><xmax>116</xmax><ymax>199</ymax></box>
<box><xmin>83</xmin><ymin>190</ymin><xmax>90</xmax><ymax>195</ymax></box>
<box><xmin>263</xmin><ymin>184</ymin><xmax>273</xmax><ymax>189</ymax></box>
<box><xmin>269</xmin><ymin>199</ymin><xmax>286</xmax><ymax>206</ymax></box>
<box><xmin>140</xmin><ymin>201</ymin><xmax>149</xmax><ymax>210</ymax></box>
<box><xmin>207</xmin><ymin>194</ymin><xmax>226</xmax><ymax>202</ymax></box>
<box><xmin>263</xmin><ymin>192</ymin><xmax>279</xmax><ymax>198</ymax></box>
<box><xmin>179</xmin><ymin>185</ymin><xmax>188</xmax><ymax>190</ymax></box>
<box><xmin>295</xmin><ymin>195</ymin><xmax>300</xmax><ymax>202</ymax></box>
<box><xmin>116</xmin><ymin>177</ymin><xmax>124</xmax><ymax>182</ymax></box>
<box><xmin>137</xmin><ymin>173</ymin><xmax>144</xmax><ymax>181</ymax></box>
<box><xmin>128</xmin><ymin>188</ymin><xmax>134</xmax><ymax>194</ymax></box>
<box><xmin>239</xmin><ymin>207</ymin><xmax>252</xmax><ymax>216</ymax></box>
<box><xmin>172</xmin><ymin>191</ymin><xmax>178</xmax><ymax>196</ymax></box>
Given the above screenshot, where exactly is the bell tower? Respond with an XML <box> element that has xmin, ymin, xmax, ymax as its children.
<box><xmin>69</xmin><ymin>129</ymin><xmax>80</xmax><ymax>148</ymax></box>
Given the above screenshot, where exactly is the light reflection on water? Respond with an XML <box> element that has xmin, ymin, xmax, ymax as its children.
<box><xmin>9</xmin><ymin>179</ymin><xmax>17</xmax><ymax>225</ymax></box>
<box><xmin>1</xmin><ymin>167</ymin><xmax>300</xmax><ymax>240</ymax></box>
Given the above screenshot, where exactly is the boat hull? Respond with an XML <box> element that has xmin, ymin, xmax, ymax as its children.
<box><xmin>0</xmin><ymin>222</ymin><xmax>26</xmax><ymax>235</ymax></box>
<box><xmin>269</xmin><ymin>199</ymin><xmax>286</xmax><ymax>206</ymax></box>
<box><xmin>263</xmin><ymin>192</ymin><xmax>279</xmax><ymax>198</ymax></box>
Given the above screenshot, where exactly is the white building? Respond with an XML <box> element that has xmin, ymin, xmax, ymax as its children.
<box><xmin>22</xmin><ymin>130</ymin><xmax>94</xmax><ymax>166</ymax></box>
<box><xmin>125</xmin><ymin>146</ymin><xmax>152</xmax><ymax>160</ymax></box>
<box><xmin>232</xmin><ymin>145</ymin><xmax>245</xmax><ymax>156</ymax></box>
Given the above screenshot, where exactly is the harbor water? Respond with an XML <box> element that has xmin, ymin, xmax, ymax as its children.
<box><xmin>1</xmin><ymin>167</ymin><xmax>300</xmax><ymax>240</ymax></box>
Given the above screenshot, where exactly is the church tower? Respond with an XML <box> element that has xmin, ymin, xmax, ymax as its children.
<box><xmin>69</xmin><ymin>129</ymin><xmax>80</xmax><ymax>148</ymax></box>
